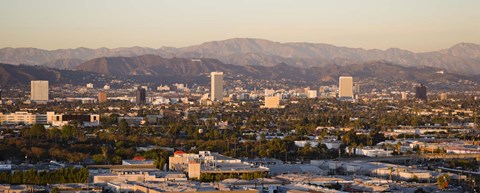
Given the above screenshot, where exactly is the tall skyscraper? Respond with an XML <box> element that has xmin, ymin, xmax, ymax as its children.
<box><xmin>264</xmin><ymin>95</ymin><xmax>280</xmax><ymax>108</ymax></box>
<box><xmin>307</xmin><ymin>90</ymin><xmax>317</xmax><ymax>98</ymax></box>
<box><xmin>401</xmin><ymin>92</ymin><xmax>407</xmax><ymax>100</ymax></box>
<box><xmin>86</xmin><ymin>83</ymin><xmax>94</xmax><ymax>89</ymax></box>
<box><xmin>210</xmin><ymin>72</ymin><xmax>224</xmax><ymax>102</ymax></box>
<box><xmin>414</xmin><ymin>84</ymin><xmax>427</xmax><ymax>101</ymax></box>
<box><xmin>440</xmin><ymin>93</ymin><xmax>447</xmax><ymax>100</ymax></box>
<box><xmin>353</xmin><ymin>84</ymin><xmax>361</xmax><ymax>94</ymax></box>
<box><xmin>136</xmin><ymin>87</ymin><xmax>146</xmax><ymax>104</ymax></box>
<box><xmin>98</xmin><ymin>91</ymin><xmax>107</xmax><ymax>103</ymax></box>
<box><xmin>338</xmin><ymin>76</ymin><xmax>353</xmax><ymax>99</ymax></box>
<box><xmin>31</xmin><ymin>80</ymin><xmax>49</xmax><ymax>101</ymax></box>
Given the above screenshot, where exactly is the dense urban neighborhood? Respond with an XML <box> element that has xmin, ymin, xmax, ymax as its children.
<box><xmin>1</xmin><ymin>71</ymin><xmax>480</xmax><ymax>193</ymax></box>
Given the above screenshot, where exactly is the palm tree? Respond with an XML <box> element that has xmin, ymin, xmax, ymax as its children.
<box><xmin>388</xmin><ymin>167</ymin><xmax>393</xmax><ymax>182</ymax></box>
<box><xmin>395</xmin><ymin>142</ymin><xmax>402</xmax><ymax>155</ymax></box>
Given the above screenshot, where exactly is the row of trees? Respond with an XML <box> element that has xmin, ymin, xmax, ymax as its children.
<box><xmin>198</xmin><ymin>171</ymin><xmax>266</xmax><ymax>182</ymax></box>
<box><xmin>22</xmin><ymin>124</ymin><xmax>79</xmax><ymax>141</ymax></box>
<box><xmin>0</xmin><ymin>167</ymin><xmax>89</xmax><ymax>185</ymax></box>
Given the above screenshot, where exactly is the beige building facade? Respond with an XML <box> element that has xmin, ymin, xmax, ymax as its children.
<box><xmin>31</xmin><ymin>80</ymin><xmax>49</xmax><ymax>101</ymax></box>
<box><xmin>211</xmin><ymin>72</ymin><xmax>224</xmax><ymax>102</ymax></box>
<box><xmin>264</xmin><ymin>96</ymin><xmax>280</xmax><ymax>108</ymax></box>
<box><xmin>338</xmin><ymin>76</ymin><xmax>353</xmax><ymax>99</ymax></box>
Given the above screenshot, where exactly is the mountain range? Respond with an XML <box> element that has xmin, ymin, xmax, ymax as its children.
<box><xmin>73</xmin><ymin>54</ymin><xmax>476</xmax><ymax>84</ymax></box>
<box><xmin>1</xmin><ymin>54</ymin><xmax>477</xmax><ymax>92</ymax></box>
<box><xmin>0</xmin><ymin>63</ymin><xmax>102</xmax><ymax>86</ymax></box>
<box><xmin>1</xmin><ymin>38</ymin><xmax>480</xmax><ymax>74</ymax></box>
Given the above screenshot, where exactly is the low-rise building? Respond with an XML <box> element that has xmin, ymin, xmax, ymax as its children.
<box><xmin>352</xmin><ymin>147</ymin><xmax>393</xmax><ymax>157</ymax></box>
<box><xmin>169</xmin><ymin>151</ymin><xmax>269</xmax><ymax>179</ymax></box>
<box><xmin>0</xmin><ymin>111</ymin><xmax>41</xmax><ymax>125</ymax></box>
<box><xmin>47</xmin><ymin>112</ymin><xmax>100</xmax><ymax>127</ymax></box>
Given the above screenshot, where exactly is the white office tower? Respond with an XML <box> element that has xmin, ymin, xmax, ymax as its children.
<box><xmin>353</xmin><ymin>84</ymin><xmax>360</xmax><ymax>94</ymax></box>
<box><xmin>440</xmin><ymin>93</ymin><xmax>448</xmax><ymax>100</ymax></box>
<box><xmin>308</xmin><ymin>90</ymin><xmax>317</xmax><ymax>98</ymax></box>
<box><xmin>31</xmin><ymin>80</ymin><xmax>49</xmax><ymax>101</ymax></box>
<box><xmin>401</xmin><ymin>92</ymin><xmax>407</xmax><ymax>100</ymax></box>
<box><xmin>338</xmin><ymin>76</ymin><xmax>353</xmax><ymax>99</ymax></box>
<box><xmin>210</xmin><ymin>72</ymin><xmax>224</xmax><ymax>102</ymax></box>
<box><xmin>264</xmin><ymin>95</ymin><xmax>280</xmax><ymax>108</ymax></box>
<box><xmin>103</xmin><ymin>85</ymin><xmax>111</xmax><ymax>90</ymax></box>
<box><xmin>86</xmin><ymin>83</ymin><xmax>94</xmax><ymax>89</ymax></box>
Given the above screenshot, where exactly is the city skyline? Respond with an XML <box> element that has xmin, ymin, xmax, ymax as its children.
<box><xmin>1</xmin><ymin>1</ymin><xmax>480</xmax><ymax>191</ymax></box>
<box><xmin>1</xmin><ymin>0</ymin><xmax>479</xmax><ymax>51</ymax></box>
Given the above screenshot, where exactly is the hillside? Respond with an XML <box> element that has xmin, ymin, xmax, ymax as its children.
<box><xmin>2</xmin><ymin>55</ymin><xmax>477</xmax><ymax>91</ymax></box>
<box><xmin>74</xmin><ymin>55</ymin><xmax>478</xmax><ymax>90</ymax></box>
<box><xmin>2</xmin><ymin>38</ymin><xmax>480</xmax><ymax>74</ymax></box>
<box><xmin>42</xmin><ymin>58</ymin><xmax>84</xmax><ymax>69</ymax></box>
<box><xmin>0</xmin><ymin>63</ymin><xmax>104</xmax><ymax>86</ymax></box>
<box><xmin>75</xmin><ymin>55</ymin><xmax>247</xmax><ymax>77</ymax></box>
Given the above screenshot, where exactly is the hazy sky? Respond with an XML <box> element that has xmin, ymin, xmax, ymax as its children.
<box><xmin>1</xmin><ymin>0</ymin><xmax>479</xmax><ymax>51</ymax></box>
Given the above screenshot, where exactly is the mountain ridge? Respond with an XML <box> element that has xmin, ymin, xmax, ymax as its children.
<box><xmin>0</xmin><ymin>63</ymin><xmax>105</xmax><ymax>86</ymax></box>
<box><xmin>2</xmin><ymin>38</ymin><xmax>480</xmax><ymax>74</ymax></box>
<box><xmin>1</xmin><ymin>55</ymin><xmax>478</xmax><ymax>92</ymax></box>
<box><xmin>74</xmin><ymin>54</ymin><xmax>478</xmax><ymax>89</ymax></box>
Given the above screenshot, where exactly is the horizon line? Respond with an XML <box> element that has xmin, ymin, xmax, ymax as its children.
<box><xmin>1</xmin><ymin>37</ymin><xmax>478</xmax><ymax>53</ymax></box>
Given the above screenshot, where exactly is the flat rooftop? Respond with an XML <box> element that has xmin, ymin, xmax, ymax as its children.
<box><xmin>201</xmin><ymin>162</ymin><xmax>268</xmax><ymax>173</ymax></box>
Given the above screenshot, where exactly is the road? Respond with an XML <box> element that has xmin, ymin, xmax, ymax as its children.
<box><xmin>337</xmin><ymin>154</ymin><xmax>480</xmax><ymax>162</ymax></box>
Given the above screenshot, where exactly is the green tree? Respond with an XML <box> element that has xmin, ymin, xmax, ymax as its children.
<box><xmin>119</xmin><ymin>119</ymin><xmax>130</xmax><ymax>134</ymax></box>
<box><xmin>437</xmin><ymin>174</ymin><xmax>449</xmax><ymax>190</ymax></box>
<box><xmin>51</xmin><ymin>187</ymin><xmax>59</xmax><ymax>193</ymax></box>
<box><xmin>48</xmin><ymin>127</ymin><xmax>61</xmax><ymax>141</ymax></box>
<box><xmin>29</xmin><ymin>124</ymin><xmax>46</xmax><ymax>140</ymax></box>
<box><xmin>61</xmin><ymin>124</ymin><xmax>75</xmax><ymax>140</ymax></box>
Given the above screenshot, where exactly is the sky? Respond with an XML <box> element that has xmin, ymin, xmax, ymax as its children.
<box><xmin>0</xmin><ymin>0</ymin><xmax>479</xmax><ymax>52</ymax></box>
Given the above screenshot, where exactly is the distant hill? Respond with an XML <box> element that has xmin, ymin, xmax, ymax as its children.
<box><xmin>179</xmin><ymin>39</ymin><xmax>480</xmax><ymax>74</ymax></box>
<box><xmin>0</xmin><ymin>47</ymin><xmax>172</xmax><ymax>67</ymax></box>
<box><xmin>42</xmin><ymin>58</ymin><xmax>84</xmax><ymax>69</ymax></box>
<box><xmin>0</xmin><ymin>63</ymin><xmax>104</xmax><ymax>86</ymax></box>
<box><xmin>74</xmin><ymin>55</ymin><xmax>478</xmax><ymax>90</ymax></box>
<box><xmin>1</xmin><ymin>55</ymin><xmax>477</xmax><ymax>91</ymax></box>
<box><xmin>75</xmin><ymin>55</ymin><xmax>246</xmax><ymax>77</ymax></box>
<box><xmin>2</xmin><ymin>38</ymin><xmax>480</xmax><ymax>74</ymax></box>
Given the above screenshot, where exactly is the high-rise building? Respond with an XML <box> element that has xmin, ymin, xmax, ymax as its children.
<box><xmin>86</xmin><ymin>83</ymin><xmax>94</xmax><ymax>89</ymax></box>
<box><xmin>210</xmin><ymin>72</ymin><xmax>224</xmax><ymax>102</ymax></box>
<box><xmin>338</xmin><ymin>76</ymin><xmax>353</xmax><ymax>99</ymax></box>
<box><xmin>353</xmin><ymin>84</ymin><xmax>361</xmax><ymax>94</ymax></box>
<box><xmin>31</xmin><ymin>80</ymin><xmax>49</xmax><ymax>101</ymax></box>
<box><xmin>414</xmin><ymin>84</ymin><xmax>427</xmax><ymax>101</ymax></box>
<box><xmin>98</xmin><ymin>91</ymin><xmax>107</xmax><ymax>103</ymax></box>
<box><xmin>307</xmin><ymin>90</ymin><xmax>317</xmax><ymax>98</ymax></box>
<box><xmin>264</xmin><ymin>95</ymin><xmax>280</xmax><ymax>108</ymax></box>
<box><xmin>0</xmin><ymin>88</ymin><xmax>2</xmax><ymax>100</ymax></box>
<box><xmin>401</xmin><ymin>92</ymin><xmax>407</xmax><ymax>100</ymax></box>
<box><xmin>440</xmin><ymin>93</ymin><xmax>447</xmax><ymax>100</ymax></box>
<box><xmin>136</xmin><ymin>87</ymin><xmax>146</xmax><ymax>104</ymax></box>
